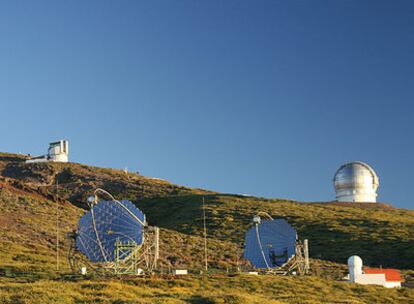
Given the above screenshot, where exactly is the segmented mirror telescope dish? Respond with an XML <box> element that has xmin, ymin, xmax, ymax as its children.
<box><xmin>333</xmin><ymin>161</ymin><xmax>379</xmax><ymax>203</ymax></box>
<box><xmin>76</xmin><ymin>200</ymin><xmax>146</xmax><ymax>262</ymax></box>
<box><xmin>243</xmin><ymin>219</ymin><xmax>297</xmax><ymax>269</ymax></box>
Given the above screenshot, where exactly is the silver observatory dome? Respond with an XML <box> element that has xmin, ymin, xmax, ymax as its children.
<box><xmin>333</xmin><ymin>161</ymin><xmax>379</xmax><ymax>203</ymax></box>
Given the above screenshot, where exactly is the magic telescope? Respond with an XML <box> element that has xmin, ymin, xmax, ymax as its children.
<box><xmin>69</xmin><ymin>189</ymin><xmax>159</xmax><ymax>275</ymax></box>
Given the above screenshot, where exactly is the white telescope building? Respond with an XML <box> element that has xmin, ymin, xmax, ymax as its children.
<box><xmin>26</xmin><ymin>140</ymin><xmax>69</xmax><ymax>163</ymax></box>
<box><xmin>47</xmin><ymin>140</ymin><xmax>69</xmax><ymax>162</ymax></box>
<box><xmin>333</xmin><ymin>161</ymin><xmax>379</xmax><ymax>203</ymax></box>
<box><xmin>347</xmin><ymin>255</ymin><xmax>402</xmax><ymax>288</ymax></box>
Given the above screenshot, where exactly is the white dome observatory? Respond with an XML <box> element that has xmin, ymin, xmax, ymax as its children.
<box><xmin>333</xmin><ymin>161</ymin><xmax>379</xmax><ymax>203</ymax></box>
<box><xmin>347</xmin><ymin>255</ymin><xmax>363</xmax><ymax>282</ymax></box>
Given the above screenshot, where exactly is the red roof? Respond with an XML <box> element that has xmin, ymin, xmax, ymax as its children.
<box><xmin>364</xmin><ymin>268</ymin><xmax>402</xmax><ymax>282</ymax></box>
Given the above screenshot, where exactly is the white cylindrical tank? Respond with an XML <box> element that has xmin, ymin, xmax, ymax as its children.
<box><xmin>333</xmin><ymin>161</ymin><xmax>379</xmax><ymax>203</ymax></box>
<box><xmin>348</xmin><ymin>255</ymin><xmax>363</xmax><ymax>282</ymax></box>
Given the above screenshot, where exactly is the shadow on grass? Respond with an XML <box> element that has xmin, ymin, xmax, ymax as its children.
<box><xmin>137</xmin><ymin>195</ymin><xmax>414</xmax><ymax>270</ymax></box>
<box><xmin>296</xmin><ymin>220</ymin><xmax>414</xmax><ymax>269</ymax></box>
<box><xmin>187</xmin><ymin>295</ymin><xmax>215</xmax><ymax>304</ymax></box>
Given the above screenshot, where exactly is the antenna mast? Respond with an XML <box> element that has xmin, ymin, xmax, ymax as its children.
<box><xmin>56</xmin><ymin>178</ymin><xmax>59</xmax><ymax>271</ymax></box>
<box><xmin>202</xmin><ymin>197</ymin><xmax>208</xmax><ymax>272</ymax></box>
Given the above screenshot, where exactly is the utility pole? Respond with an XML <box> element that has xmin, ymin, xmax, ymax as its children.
<box><xmin>202</xmin><ymin>197</ymin><xmax>208</xmax><ymax>272</ymax></box>
<box><xmin>304</xmin><ymin>239</ymin><xmax>309</xmax><ymax>274</ymax></box>
<box><xmin>236</xmin><ymin>245</ymin><xmax>241</xmax><ymax>272</ymax></box>
<box><xmin>56</xmin><ymin>178</ymin><xmax>59</xmax><ymax>271</ymax></box>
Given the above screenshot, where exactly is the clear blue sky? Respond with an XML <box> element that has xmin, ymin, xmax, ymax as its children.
<box><xmin>1</xmin><ymin>1</ymin><xmax>413</xmax><ymax>209</ymax></box>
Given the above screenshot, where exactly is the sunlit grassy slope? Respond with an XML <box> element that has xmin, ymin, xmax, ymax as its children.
<box><xmin>2</xmin><ymin>275</ymin><xmax>414</xmax><ymax>304</ymax></box>
<box><xmin>0</xmin><ymin>153</ymin><xmax>413</xmax><ymax>303</ymax></box>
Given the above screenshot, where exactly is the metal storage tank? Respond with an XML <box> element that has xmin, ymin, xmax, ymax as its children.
<box><xmin>333</xmin><ymin>161</ymin><xmax>379</xmax><ymax>203</ymax></box>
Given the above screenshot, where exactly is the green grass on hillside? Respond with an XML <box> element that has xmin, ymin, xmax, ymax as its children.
<box><xmin>1</xmin><ymin>274</ymin><xmax>414</xmax><ymax>304</ymax></box>
<box><xmin>138</xmin><ymin>194</ymin><xmax>414</xmax><ymax>270</ymax></box>
<box><xmin>1</xmin><ymin>159</ymin><xmax>414</xmax><ymax>271</ymax></box>
<box><xmin>0</xmin><ymin>155</ymin><xmax>414</xmax><ymax>303</ymax></box>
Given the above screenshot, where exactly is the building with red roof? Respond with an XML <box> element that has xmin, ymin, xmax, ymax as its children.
<box><xmin>348</xmin><ymin>256</ymin><xmax>402</xmax><ymax>288</ymax></box>
<box><xmin>364</xmin><ymin>268</ymin><xmax>402</xmax><ymax>288</ymax></box>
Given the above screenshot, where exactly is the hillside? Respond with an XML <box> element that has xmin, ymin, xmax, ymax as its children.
<box><xmin>0</xmin><ymin>152</ymin><xmax>413</xmax><ymax>303</ymax></box>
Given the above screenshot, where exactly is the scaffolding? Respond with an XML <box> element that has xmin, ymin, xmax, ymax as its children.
<box><xmin>68</xmin><ymin>226</ymin><xmax>159</xmax><ymax>276</ymax></box>
<box><xmin>264</xmin><ymin>239</ymin><xmax>310</xmax><ymax>276</ymax></box>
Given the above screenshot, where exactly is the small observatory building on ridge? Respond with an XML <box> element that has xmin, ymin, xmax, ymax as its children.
<box><xmin>26</xmin><ymin>140</ymin><xmax>69</xmax><ymax>163</ymax></box>
<box><xmin>333</xmin><ymin>161</ymin><xmax>379</xmax><ymax>203</ymax></box>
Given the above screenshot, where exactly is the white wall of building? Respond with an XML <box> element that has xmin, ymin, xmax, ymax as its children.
<box><xmin>48</xmin><ymin>140</ymin><xmax>69</xmax><ymax>162</ymax></box>
<box><xmin>336</xmin><ymin>191</ymin><xmax>377</xmax><ymax>203</ymax></box>
<box><xmin>347</xmin><ymin>255</ymin><xmax>401</xmax><ymax>288</ymax></box>
<box><xmin>354</xmin><ymin>274</ymin><xmax>386</xmax><ymax>286</ymax></box>
<box><xmin>25</xmin><ymin>140</ymin><xmax>69</xmax><ymax>164</ymax></box>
